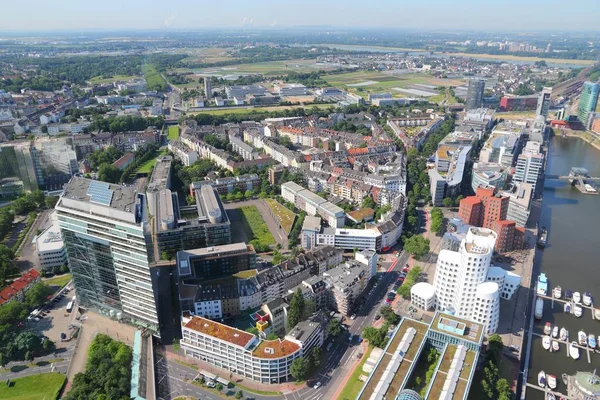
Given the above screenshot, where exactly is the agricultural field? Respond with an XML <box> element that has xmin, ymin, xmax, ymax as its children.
<box><xmin>0</xmin><ymin>373</ymin><xmax>66</xmax><ymax>400</ymax></box>
<box><xmin>239</xmin><ymin>205</ymin><xmax>275</xmax><ymax>248</ymax></box>
<box><xmin>265</xmin><ymin>199</ymin><xmax>297</xmax><ymax>235</ymax></box>
<box><xmin>323</xmin><ymin>70</ymin><xmax>464</xmax><ymax>99</ymax></box>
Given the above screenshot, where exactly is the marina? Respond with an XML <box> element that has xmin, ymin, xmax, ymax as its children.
<box><xmin>524</xmin><ymin>137</ymin><xmax>600</xmax><ymax>400</ymax></box>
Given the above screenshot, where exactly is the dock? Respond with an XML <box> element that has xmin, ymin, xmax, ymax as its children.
<box><xmin>531</xmin><ymin>332</ymin><xmax>597</xmax><ymax>364</ymax></box>
<box><xmin>536</xmin><ymin>292</ymin><xmax>598</xmax><ymax>320</ymax></box>
<box><xmin>524</xmin><ymin>383</ymin><xmax>575</xmax><ymax>400</ymax></box>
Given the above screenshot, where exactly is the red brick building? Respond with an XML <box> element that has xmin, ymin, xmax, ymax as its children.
<box><xmin>458</xmin><ymin>187</ymin><xmax>522</xmax><ymax>253</ymax></box>
<box><xmin>0</xmin><ymin>269</ymin><xmax>41</xmax><ymax>306</ymax></box>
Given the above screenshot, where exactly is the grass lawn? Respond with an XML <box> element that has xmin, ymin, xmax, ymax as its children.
<box><xmin>265</xmin><ymin>199</ymin><xmax>296</xmax><ymax>235</ymax></box>
<box><xmin>168</xmin><ymin>125</ymin><xmax>180</xmax><ymax>141</ymax></box>
<box><xmin>89</xmin><ymin>74</ymin><xmax>140</xmax><ymax>84</ymax></box>
<box><xmin>239</xmin><ymin>206</ymin><xmax>275</xmax><ymax>247</ymax></box>
<box><xmin>191</xmin><ymin>59</ymin><xmax>342</xmax><ymax>77</ymax></box>
<box><xmin>338</xmin><ymin>346</ymin><xmax>374</xmax><ymax>400</ymax></box>
<box><xmin>43</xmin><ymin>273</ymin><xmax>71</xmax><ymax>288</ymax></box>
<box><xmin>135</xmin><ymin>148</ymin><xmax>169</xmax><ymax>174</ymax></box>
<box><xmin>0</xmin><ymin>372</ymin><xmax>66</xmax><ymax>400</ymax></box>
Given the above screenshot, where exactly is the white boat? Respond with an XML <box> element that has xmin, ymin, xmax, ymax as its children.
<box><xmin>569</xmin><ymin>342</ymin><xmax>580</xmax><ymax>359</ymax></box>
<box><xmin>583</xmin><ymin>292</ymin><xmax>592</xmax><ymax>306</ymax></box>
<box><xmin>595</xmin><ymin>309</ymin><xmax>600</xmax><ymax>320</ymax></box>
<box><xmin>564</xmin><ymin>303</ymin><xmax>572</xmax><ymax>314</ymax></box>
<box><xmin>535</xmin><ymin>298</ymin><xmax>544</xmax><ymax>319</ymax></box>
<box><xmin>546</xmin><ymin>393</ymin><xmax>556</xmax><ymax>400</ymax></box>
<box><xmin>552</xmin><ymin>340</ymin><xmax>560</xmax><ymax>352</ymax></box>
<box><xmin>560</xmin><ymin>327</ymin><xmax>568</xmax><ymax>341</ymax></box>
<box><xmin>553</xmin><ymin>286</ymin><xmax>562</xmax><ymax>299</ymax></box>
<box><xmin>544</xmin><ymin>322</ymin><xmax>552</xmax><ymax>335</ymax></box>
<box><xmin>574</xmin><ymin>305</ymin><xmax>583</xmax><ymax>317</ymax></box>
<box><xmin>574</xmin><ymin>291</ymin><xmax>582</xmax><ymax>304</ymax></box>
<box><xmin>589</xmin><ymin>334</ymin><xmax>597</xmax><ymax>349</ymax></box>
<box><xmin>578</xmin><ymin>330</ymin><xmax>587</xmax><ymax>346</ymax></box>
<box><xmin>552</xmin><ymin>325</ymin><xmax>559</xmax><ymax>338</ymax></box>
<box><xmin>538</xmin><ymin>370</ymin><xmax>547</xmax><ymax>388</ymax></box>
<box><xmin>537</xmin><ymin>273</ymin><xmax>548</xmax><ymax>296</ymax></box>
<box><xmin>543</xmin><ymin>335</ymin><xmax>551</xmax><ymax>350</ymax></box>
<box><xmin>548</xmin><ymin>374</ymin><xmax>557</xmax><ymax>389</ymax></box>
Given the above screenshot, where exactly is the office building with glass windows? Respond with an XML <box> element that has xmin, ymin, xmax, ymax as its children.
<box><xmin>56</xmin><ymin>176</ymin><xmax>158</xmax><ymax>330</ymax></box>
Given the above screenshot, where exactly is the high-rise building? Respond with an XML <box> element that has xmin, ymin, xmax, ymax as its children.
<box><xmin>0</xmin><ymin>141</ymin><xmax>40</xmax><ymax>192</ymax></box>
<box><xmin>514</xmin><ymin>141</ymin><xmax>544</xmax><ymax>194</ymax></box>
<box><xmin>536</xmin><ymin>87</ymin><xmax>552</xmax><ymax>118</ymax></box>
<box><xmin>56</xmin><ymin>176</ymin><xmax>158</xmax><ymax>330</ymax></box>
<box><xmin>204</xmin><ymin>77</ymin><xmax>212</xmax><ymax>100</ymax></box>
<box><xmin>431</xmin><ymin>227</ymin><xmax>500</xmax><ymax>335</ymax></box>
<box><xmin>466</xmin><ymin>79</ymin><xmax>485</xmax><ymax>110</ymax></box>
<box><xmin>578</xmin><ymin>81</ymin><xmax>600</xmax><ymax>125</ymax></box>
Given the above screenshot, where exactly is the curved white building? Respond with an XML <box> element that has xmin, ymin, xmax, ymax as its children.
<box><xmin>473</xmin><ymin>282</ymin><xmax>500</xmax><ymax>335</ymax></box>
<box><xmin>410</xmin><ymin>282</ymin><xmax>436</xmax><ymax>311</ymax></box>
<box><xmin>431</xmin><ymin>227</ymin><xmax>502</xmax><ymax>334</ymax></box>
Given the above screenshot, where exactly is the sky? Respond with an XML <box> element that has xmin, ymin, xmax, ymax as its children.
<box><xmin>2</xmin><ymin>0</ymin><xmax>599</xmax><ymax>32</ymax></box>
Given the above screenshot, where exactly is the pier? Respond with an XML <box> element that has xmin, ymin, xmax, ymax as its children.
<box><xmin>531</xmin><ymin>332</ymin><xmax>597</xmax><ymax>364</ymax></box>
<box><xmin>524</xmin><ymin>383</ymin><xmax>575</xmax><ymax>400</ymax></box>
<box><xmin>537</xmin><ymin>292</ymin><xmax>599</xmax><ymax>320</ymax></box>
<box><xmin>545</xmin><ymin>167</ymin><xmax>600</xmax><ymax>194</ymax></box>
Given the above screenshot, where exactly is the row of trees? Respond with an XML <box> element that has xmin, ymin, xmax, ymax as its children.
<box><xmin>65</xmin><ymin>334</ymin><xmax>133</xmax><ymax>400</ymax></box>
<box><xmin>89</xmin><ymin>115</ymin><xmax>164</xmax><ymax>133</ymax></box>
<box><xmin>397</xmin><ymin>266</ymin><xmax>423</xmax><ymax>299</ymax></box>
<box><xmin>475</xmin><ymin>334</ymin><xmax>512</xmax><ymax>400</ymax></box>
<box><xmin>430</xmin><ymin>207</ymin><xmax>444</xmax><ymax>235</ymax></box>
<box><xmin>290</xmin><ymin>347</ymin><xmax>324</xmax><ymax>381</ymax></box>
<box><xmin>119</xmin><ymin>144</ymin><xmax>159</xmax><ymax>183</ymax></box>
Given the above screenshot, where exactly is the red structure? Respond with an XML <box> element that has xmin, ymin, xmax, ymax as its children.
<box><xmin>0</xmin><ymin>269</ymin><xmax>41</xmax><ymax>305</ymax></box>
<box><xmin>499</xmin><ymin>95</ymin><xmax>538</xmax><ymax>112</ymax></box>
<box><xmin>458</xmin><ymin>187</ymin><xmax>522</xmax><ymax>253</ymax></box>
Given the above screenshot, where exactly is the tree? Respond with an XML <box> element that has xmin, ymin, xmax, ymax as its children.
<box><xmin>25</xmin><ymin>282</ymin><xmax>53</xmax><ymax>308</ymax></box>
<box><xmin>44</xmin><ymin>196</ymin><xmax>59</xmax><ymax>209</ymax></box>
<box><xmin>361</xmin><ymin>196</ymin><xmax>376</xmax><ymax>209</ymax></box>
<box><xmin>442</xmin><ymin>197</ymin><xmax>453</xmax><ymax>208</ymax></box>
<box><xmin>454</xmin><ymin>195</ymin><xmax>464</xmax><ymax>206</ymax></box>
<box><xmin>496</xmin><ymin>378</ymin><xmax>512</xmax><ymax>400</ymax></box>
<box><xmin>0</xmin><ymin>352</ymin><xmax>5</xmax><ymax>368</ymax></box>
<box><xmin>290</xmin><ymin>357</ymin><xmax>309</xmax><ymax>381</ymax></box>
<box><xmin>24</xmin><ymin>351</ymin><xmax>33</xmax><ymax>361</ymax></box>
<box><xmin>379</xmin><ymin>306</ymin><xmax>400</xmax><ymax>325</ymax></box>
<box><xmin>199</xmin><ymin>375</ymin><xmax>205</xmax><ymax>385</ymax></box>
<box><xmin>244</xmin><ymin>190</ymin><xmax>253</xmax><ymax>199</ymax></box>
<box><xmin>42</xmin><ymin>338</ymin><xmax>55</xmax><ymax>352</ymax></box>
<box><xmin>361</xmin><ymin>325</ymin><xmax>388</xmax><ymax>348</ymax></box>
<box><xmin>98</xmin><ymin>163</ymin><xmax>122</xmax><ymax>184</ymax></box>
<box><xmin>487</xmin><ymin>334</ymin><xmax>504</xmax><ymax>365</ymax></box>
<box><xmin>308</xmin><ymin>347</ymin><xmax>324</xmax><ymax>371</ymax></box>
<box><xmin>216</xmin><ymin>383</ymin><xmax>223</xmax><ymax>392</ymax></box>
<box><xmin>287</xmin><ymin>289</ymin><xmax>305</xmax><ymax>330</ymax></box>
<box><xmin>266</xmin><ymin>332</ymin><xmax>279</xmax><ymax>340</ymax></box>
<box><xmin>403</xmin><ymin>236</ymin><xmax>430</xmax><ymax>260</ymax></box>
<box><xmin>327</xmin><ymin>320</ymin><xmax>343</xmax><ymax>337</ymax></box>
<box><xmin>235</xmin><ymin>390</ymin><xmax>243</xmax><ymax>399</ymax></box>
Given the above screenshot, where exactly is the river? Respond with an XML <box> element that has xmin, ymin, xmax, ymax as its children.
<box><xmin>527</xmin><ymin>136</ymin><xmax>600</xmax><ymax>399</ymax></box>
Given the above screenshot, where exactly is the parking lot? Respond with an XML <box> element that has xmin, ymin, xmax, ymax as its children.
<box><xmin>25</xmin><ymin>287</ymin><xmax>77</xmax><ymax>348</ymax></box>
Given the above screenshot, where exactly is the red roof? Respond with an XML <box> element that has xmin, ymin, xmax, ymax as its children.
<box><xmin>550</xmin><ymin>120</ymin><xmax>568</xmax><ymax>126</ymax></box>
<box><xmin>0</xmin><ymin>269</ymin><xmax>40</xmax><ymax>305</ymax></box>
<box><xmin>495</xmin><ymin>219</ymin><xmax>515</xmax><ymax>226</ymax></box>
<box><xmin>460</xmin><ymin>196</ymin><xmax>482</xmax><ymax>206</ymax></box>
<box><xmin>476</xmin><ymin>187</ymin><xmax>495</xmax><ymax>198</ymax></box>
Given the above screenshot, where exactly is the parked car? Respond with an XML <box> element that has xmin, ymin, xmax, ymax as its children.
<box><xmin>374</xmin><ymin>314</ymin><xmax>381</xmax><ymax>321</ymax></box>
<box><xmin>314</xmin><ymin>382</ymin><xmax>322</xmax><ymax>389</ymax></box>
<box><xmin>206</xmin><ymin>381</ymin><xmax>216</xmax><ymax>388</ymax></box>
<box><xmin>350</xmin><ymin>313</ymin><xmax>357</xmax><ymax>320</ymax></box>
<box><xmin>402</xmin><ymin>267</ymin><xmax>409</xmax><ymax>273</ymax></box>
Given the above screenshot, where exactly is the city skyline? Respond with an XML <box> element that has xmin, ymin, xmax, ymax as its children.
<box><xmin>1</xmin><ymin>0</ymin><xmax>600</xmax><ymax>32</ymax></box>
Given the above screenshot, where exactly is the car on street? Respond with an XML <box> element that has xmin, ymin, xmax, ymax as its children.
<box><xmin>206</xmin><ymin>381</ymin><xmax>216</xmax><ymax>388</ymax></box>
<box><xmin>402</xmin><ymin>267</ymin><xmax>409</xmax><ymax>273</ymax></box>
<box><xmin>399</xmin><ymin>272</ymin><xmax>407</xmax><ymax>278</ymax></box>
<box><xmin>374</xmin><ymin>314</ymin><xmax>381</xmax><ymax>320</ymax></box>
<box><xmin>314</xmin><ymin>381</ymin><xmax>322</xmax><ymax>389</ymax></box>
<box><xmin>350</xmin><ymin>313</ymin><xmax>357</xmax><ymax>320</ymax></box>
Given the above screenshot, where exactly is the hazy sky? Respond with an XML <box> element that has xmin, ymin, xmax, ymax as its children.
<box><xmin>2</xmin><ymin>0</ymin><xmax>599</xmax><ymax>32</ymax></box>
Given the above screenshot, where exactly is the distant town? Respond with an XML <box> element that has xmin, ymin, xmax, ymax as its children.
<box><xmin>0</xmin><ymin>28</ymin><xmax>599</xmax><ymax>400</ymax></box>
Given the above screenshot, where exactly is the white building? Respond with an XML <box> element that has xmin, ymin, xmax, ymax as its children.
<box><xmin>274</xmin><ymin>83</ymin><xmax>308</xmax><ymax>97</ymax></box>
<box><xmin>514</xmin><ymin>141</ymin><xmax>544</xmax><ymax>194</ymax></box>
<box><xmin>301</xmin><ymin>216</ymin><xmax>322</xmax><ymax>250</ymax></box>
<box><xmin>35</xmin><ymin>212</ymin><xmax>67</xmax><ymax>271</ymax></box>
<box><xmin>181</xmin><ymin>314</ymin><xmax>324</xmax><ymax>384</ymax></box>
<box><xmin>281</xmin><ymin>182</ymin><xmax>345</xmax><ymax>228</ymax></box>
<box><xmin>168</xmin><ymin>141</ymin><xmax>199</xmax><ymax>166</ymax></box>
<box><xmin>420</xmin><ymin>227</ymin><xmax>506</xmax><ymax>334</ymax></box>
<box><xmin>410</xmin><ymin>282</ymin><xmax>436</xmax><ymax>311</ymax></box>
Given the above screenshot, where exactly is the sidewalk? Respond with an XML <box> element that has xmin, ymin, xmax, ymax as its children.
<box><xmin>331</xmin><ymin>341</ymin><xmax>369</xmax><ymax>400</ymax></box>
<box><xmin>164</xmin><ymin>348</ymin><xmax>306</xmax><ymax>393</ymax></box>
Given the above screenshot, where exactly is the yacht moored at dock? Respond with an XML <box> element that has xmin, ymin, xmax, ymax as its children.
<box><xmin>560</xmin><ymin>327</ymin><xmax>568</xmax><ymax>341</ymax></box>
<box><xmin>552</xmin><ymin>340</ymin><xmax>559</xmax><ymax>352</ymax></box>
<box><xmin>574</xmin><ymin>304</ymin><xmax>583</xmax><ymax>317</ymax></box>
<box><xmin>544</xmin><ymin>322</ymin><xmax>552</xmax><ymax>335</ymax></box>
<box><xmin>538</xmin><ymin>370</ymin><xmax>547</xmax><ymax>388</ymax></box>
<box><xmin>537</xmin><ymin>273</ymin><xmax>549</xmax><ymax>296</ymax></box>
<box><xmin>538</xmin><ymin>227</ymin><xmax>548</xmax><ymax>249</ymax></box>
<box><xmin>552</xmin><ymin>325</ymin><xmax>559</xmax><ymax>338</ymax></box>
<box><xmin>536</xmin><ymin>298</ymin><xmax>544</xmax><ymax>319</ymax></box>
<box><xmin>547</xmin><ymin>374</ymin><xmax>557</xmax><ymax>390</ymax></box>
<box><xmin>578</xmin><ymin>330</ymin><xmax>587</xmax><ymax>346</ymax></box>
<box><xmin>574</xmin><ymin>291</ymin><xmax>582</xmax><ymax>304</ymax></box>
<box><xmin>589</xmin><ymin>334</ymin><xmax>597</xmax><ymax>349</ymax></box>
<box><xmin>553</xmin><ymin>286</ymin><xmax>562</xmax><ymax>299</ymax></box>
<box><xmin>570</xmin><ymin>342</ymin><xmax>580</xmax><ymax>359</ymax></box>
<box><xmin>583</xmin><ymin>291</ymin><xmax>593</xmax><ymax>306</ymax></box>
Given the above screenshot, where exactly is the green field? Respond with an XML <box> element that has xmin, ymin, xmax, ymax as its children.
<box><xmin>240</xmin><ymin>205</ymin><xmax>275</xmax><ymax>247</ymax></box>
<box><xmin>168</xmin><ymin>125</ymin><xmax>180</xmax><ymax>141</ymax></box>
<box><xmin>89</xmin><ymin>74</ymin><xmax>140</xmax><ymax>84</ymax></box>
<box><xmin>44</xmin><ymin>273</ymin><xmax>71</xmax><ymax>288</ymax></box>
<box><xmin>142</xmin><ymin>64</ymin><xmax>167</xmax><ymax>91</ymax></box>
<box><xmin>265</xmin><ymin>199</ymin><xmax>297</xmax><ymax>234</ymax></box>
<box><xmin>135</xmin><ymin>148</ymin><xmax>170</xmax><ymax>174</ymax></box>
<box><xmin>323</xmin><ymin>71</ymin><xmax>464</xmax><ymax>98</ymax></box>
<box><xmin>0</xmin><ymin>373</ymin><xmax>66</xmax><ymax>400</ymax></box>
<box><xmin>192</xmin><ymin>58</ymin><xmax>344</xmax><ymax>77</ymax></box>
<box><xmin>338</xmin><ymin>346</ymin><xmax>374</xmax><ymax>400</ymax></box>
